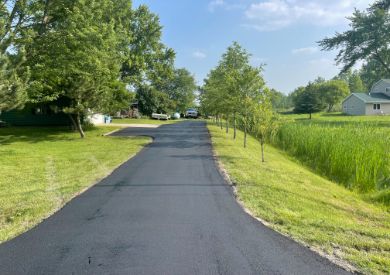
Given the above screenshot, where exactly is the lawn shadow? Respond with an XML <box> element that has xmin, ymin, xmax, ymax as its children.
<box><xmin>0</xmin><ymin>126</ymin><xmax>98</xmax><ymax>146</ymax></box>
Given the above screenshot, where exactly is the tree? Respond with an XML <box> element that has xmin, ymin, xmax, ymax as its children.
<box><xmin>201</xmin><ymin>66</ymin><xmax>227</xmax><ymax>129</ymax></box>
<box><xmin>348</xmin><ymin>73</ymin><xmax>366</xmax><ymax>93</ymax></box>
<box><xmin>237</xmin><ymin>64</ymin><xmax>265</xmax><ymax>147</ymax></box>
<box><xmin>269</xmin><ymin>88</ymin><xmax>291</xmax><ymax>110</ymax></box>
<box><xmin>121</xmin><ymin>4</ymin><xmax>176</xmax><ymax>112</ymax></box>
<box><xmin>250</xmin><ymin>88</ymin><xmax>279</xmax><ymax>162</ymax></box>
<box><xmin>167</xmin><ymin>68</ymin><xmax>196</xmax><ymax>113</ymax></box>
<box><xmin>136</xmin><ymin>85</ymin><xmax>174</xmax><ymax>115</ymax></box>
<box><xmin>25</xmin><ymin>0</ymin><xmax>126</xmax><ymax>138</ymax></box>
<box><xmin>293</xmin><ymin>83</ymin><xmax>326</xmax><ymax>119</ymax></box>
<box><xmin>0</xmin><ymin>51</ymin><xmax>28</xmax><ymax>111</ymax></box>
<box><xmin>201</xmin><ymin>42</ymin><xmax>265</xmax><ymax>144</ymax></box>
<box><xmin>319</xmin><ymin>3</ymin><xmax>390</xmax><ymax>74</ymax></box>
<box><xmin>336</xmin><ymin>69</ymin><xmax>366</xmax><ymax>92</ymax></box>
<box><xmin>360</xmin><ymin>57</ymin><xmax>390</xmax><ymax>89</ymax></box>
<box><xmin>372</xmin><ymin>0</ymin><xmax>390</xmax><ymax>10</ymax></box>
<box><xmin>0</xmin><ymin>0</ymin><xmax>31</xmax><ymax>111</ymax></box>
<box><xmin>318</xmin><ymin>80</ymin><xmax>350</xmax><ymax>112</ymax></box>
<box><xmin>204</xmin><ymin>42</ymin><xmax>265</xmax><ymax>139</ymax></box>
<box><xmin>219</xmin><ymin>42</ymin><xmax>254</xmax><ymax>136</ymax></box>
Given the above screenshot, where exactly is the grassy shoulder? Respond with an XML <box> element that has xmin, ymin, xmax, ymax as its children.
<box><xmin>112</xmin><ymin>118</ymin><xmax>183</xmax><ymax>125</ymax></box>
<box><xmin>0</xmin><ymin>126</ymin><xmax>150</xmax><ymax>244</ymax></box>
<box><xmin>208</xmin><ymin>123</ymin><xmax>390</xmax><ymax>274</ymax></box>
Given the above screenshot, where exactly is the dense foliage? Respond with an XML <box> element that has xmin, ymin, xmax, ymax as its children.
<box><xmin>0</xmin><ymin>0</ymin><xmax>196</xmax><ymax>137</ymax></box>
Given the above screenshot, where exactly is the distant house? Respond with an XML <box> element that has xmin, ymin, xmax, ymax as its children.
<box><xmin>342</xmin><ymin>79</ymin><xmax>390</xmax><ymax>115</ymax></box>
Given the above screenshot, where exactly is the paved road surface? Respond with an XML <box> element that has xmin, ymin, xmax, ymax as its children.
<box><xmin>0</xmin><ymin>121</ymin><xmax>350</xmax><ymax>274</ymax></box>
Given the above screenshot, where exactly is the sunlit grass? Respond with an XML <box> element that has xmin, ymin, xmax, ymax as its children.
<box><xmin>208</xmin><ymin>123</ymin><xmax>390</xmax><ymax>274</ymax></box>
<box><xmin>0</xmin><ymin>127</ymin><xmax>150</xmax><ymax>243</ymax></box>
<box><xmin>273</xmin><ymin>122</ymin><xmax>390</xmax><ymax>194</ymax></box>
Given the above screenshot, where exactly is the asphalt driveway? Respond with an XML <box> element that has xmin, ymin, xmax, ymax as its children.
<box><xmin>0</xmin><ymin>121</ymin><xmax>350</xmax><ymax>274</ymax></box>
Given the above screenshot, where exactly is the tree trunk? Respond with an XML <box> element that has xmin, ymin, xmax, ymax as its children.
<box><xmin>233</xmin><ymin>113</ymin><xmax>237</xmax><ymax>140</ymax></box>
<box><xmin>244</xmin><ymin>127</ymin><xmax>247</xmax><ymax>148</ymax></box>
<box><xmin>76</xmin><ymin>113</ymin><xmax>85</xmax><ymax>138</ymax></box>
<box><xmin>261</xmin><ymin>140</ymin><xmax>265</xmax><ymax>163</ymax></box>
<box><xmin>220</xmin><ymin>116</ymin><xmax>223</xmax><ymax>130</ymax></box>
<box><xmin>309</xmin><ymin>113</ymin><xmax>312</xmax><ymax>119</ymax></box>
<box><xmin>68</xmin><ymin>113</ymin><xmax>85</xmax><ymax>138</ymax></box>
<box><xmin>226</xmin><ymin>115</ymin><xmax>229</xmax><ymax>134</ymax></box>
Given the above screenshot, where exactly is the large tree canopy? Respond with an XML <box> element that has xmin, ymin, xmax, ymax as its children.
<box><xmin>167</xmin><ymin>68</ymin><xmax>196</xmax><ymax>113</ymax></box>
<box><xmin>319</xmin><ymin>2</ymin><xmax>390</xmax><ymax>74</ymax></box>
<box><xmin>0</xmin><ymin>0</ymin><xmax>187</xmax><ymax>137</ymax></box>
<box><xmin>0</xmin><ymin>0</ymin><xmax>31</xmax><ymax>111</ymax></box>
<box><xmin>24</xmin><ymin>0</ymin><xmax>127</xmax><ymax>137</ymax></box>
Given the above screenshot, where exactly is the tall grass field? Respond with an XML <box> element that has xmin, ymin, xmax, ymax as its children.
<box><xmin>273</xmin><ymin>115</ymin><xmax>390</xmax><ymax>199</ymax></box>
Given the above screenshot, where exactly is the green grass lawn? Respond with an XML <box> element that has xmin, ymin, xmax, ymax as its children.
<box><xmin>0</xmin><ymin>127</ymin><xmax>150</xmax><ymax>244</ymax></box>
<box><xmin>112</xmin><ymin>118</ymin><xmax>183</xmax><ymax>125</ymax></box>
<box><xmin>208</xmin><ymin>123</ymin><xmax>390</xmax><ymax>274</ymax></box>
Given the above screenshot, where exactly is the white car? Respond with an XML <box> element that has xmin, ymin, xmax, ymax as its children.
<box><xmin>185</xmin><ymin>109</ymin><xmax>198</xmax><ymax>118</ymax></box>
<box><xmin>152</xmin><ymin>113</ymin><xmax>171</xmax><ymax>120</ymax></box>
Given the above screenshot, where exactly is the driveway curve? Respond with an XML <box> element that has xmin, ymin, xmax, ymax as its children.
<box><xmin>0</xmin><ymin>121</ymin><xmax>350</xmax><ymax>274</ymax></box>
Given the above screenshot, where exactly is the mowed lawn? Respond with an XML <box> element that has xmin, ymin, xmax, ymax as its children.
<box><xmin>0</xmin><ymin>127</ymin><xmax>150</xmax><ymax>243</ymax></box>
<box><xmin>208</xmin><ymin>124</ymin><xmax>390</xmax><ymax>274</ymax></box>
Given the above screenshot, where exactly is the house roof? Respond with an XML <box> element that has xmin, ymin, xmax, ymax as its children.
<box><xmin>351</xmin><ymin>93</ymin><xmax>390</xmax><ymax>103</ymax></box>
<box><xmin>370</xmin><ymin>79</ymin><xmax>390</xmax><ymax>92</ymax></box>
<box><xmin>378</xmin><ymin>79</ymin><xmax>390</xmax><ymax>85</ymax></box>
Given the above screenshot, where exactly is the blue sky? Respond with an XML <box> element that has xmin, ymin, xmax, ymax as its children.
<box><xmin>132</xmin><ymin>0</ymin><xmax>374</xmax><ymax>94</ymax></box>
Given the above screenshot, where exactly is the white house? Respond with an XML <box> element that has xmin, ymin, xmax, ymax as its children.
<box><xmin>342</xmin><ymin>79</ymin><xmax>390</xmax><ymax>115</ymax></box>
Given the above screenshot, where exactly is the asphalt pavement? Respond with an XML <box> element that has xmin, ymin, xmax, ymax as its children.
<box><xmin>0</xmin><ymin>121</ymin><xmax>351</xmax><ymax>274</ymax></box>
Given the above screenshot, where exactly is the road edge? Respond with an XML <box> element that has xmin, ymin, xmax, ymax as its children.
<box><xmin>0</xmin><ymin>131</ymin><xmax>153</xmax><ymax>246</ymax></box>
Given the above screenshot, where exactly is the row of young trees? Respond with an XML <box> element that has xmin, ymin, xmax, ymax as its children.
<box><xmin>0</xmin><ymin>0</ymin><xmax>196</xmax><ymax>137</ymax></box>
<box><xmin>200</xmin><ymin>42</ymin><xmax>278</xmax><ymax>162</ymax></box>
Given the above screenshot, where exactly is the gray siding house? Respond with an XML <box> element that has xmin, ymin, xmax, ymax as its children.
<box><xmin>342</xmin><ymin>79</ymin><xmax>390</xmax><ymax>115</ymax></box>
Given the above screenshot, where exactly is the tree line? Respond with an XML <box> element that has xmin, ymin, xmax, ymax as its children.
<box><xmin>0</xmin><ymin>0</ymin><xmax>196</xmax><ymax>137</ymax></box>
<box><xmin>200</xmin><ymin>42</ymin><xmax>278</xmax><ymax>162</ymax></box>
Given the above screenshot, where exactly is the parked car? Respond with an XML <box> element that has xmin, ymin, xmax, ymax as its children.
<box><xmin>185</xmin><ymin>108</ymin><xmax>198</xmax><ymax>118</ymax></box>
<box><xmin>152</xmin><ymin>113</ymin><xmax>171</xmax><ymax>120</ymax></box>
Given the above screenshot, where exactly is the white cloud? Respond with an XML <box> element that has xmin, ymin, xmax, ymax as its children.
<box><xmin>244</xmin><ymin>0</ymin><xmax>374</xmax><ymax>31</ymax></box>
<box><xmin>292</xmin><ymin>46</ymin><xmax>319</xmax><ymax>55</ymax></box>
<box><xmin>193</xmin><ymin>50</ymin><xmax>207</xmax><ymax>59</ymax></box>
<box><xmin>208</xmin><ymin>0</ymin><xmax>225</xmax><ymax>12</ymax></box>
<box><xmin>208</xmin><ymin>0</ymin><xmax>245</xmax><ymax>12</ymax></box>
